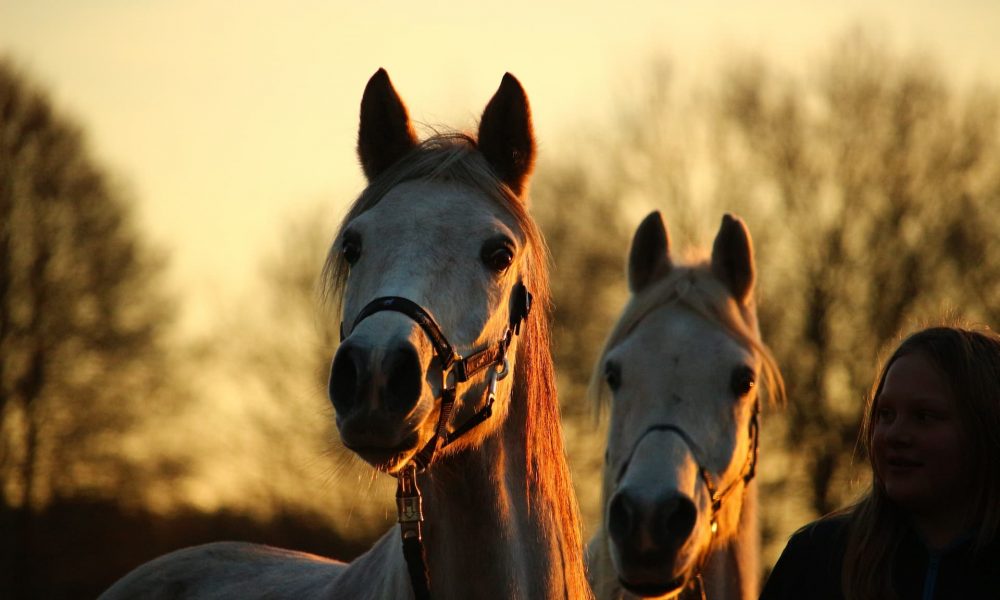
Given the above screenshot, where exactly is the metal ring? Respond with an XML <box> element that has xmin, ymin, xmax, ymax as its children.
<box><xmin>495</xmin><ymin>358</ymin><xmax>510</xmax><ymax>381</ymax></box>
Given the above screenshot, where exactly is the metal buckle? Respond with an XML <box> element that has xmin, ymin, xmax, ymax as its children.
<box><xmin>486</xmin><ymin>358</ymin><xmax>511</xmax><ymax>404</ymax></box>
<box><xmin>396</xmin><ymin>464</ymin><xmax>424</xmax><ymax>530</ymax></box>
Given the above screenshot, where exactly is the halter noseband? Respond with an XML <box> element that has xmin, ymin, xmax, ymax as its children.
<box><xmin>339</xmin><ymin>282</ymin><xmax>532</xmax><ymax>600</ymax></box>
<box><xmin>617</xmin><ymin>402</ymin><xmax>761</xmax><ymax>534</ymax></box>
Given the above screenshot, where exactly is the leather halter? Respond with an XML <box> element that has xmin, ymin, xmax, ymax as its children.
<box><xmin>617</xmin><ymin>401</ymin><xmax>761</xmax><ymax>534</ymax></box>
<box><xmin>340</xmin><ymin>282</ymin><xmax>532</xmax><ymax>600</ymax></box>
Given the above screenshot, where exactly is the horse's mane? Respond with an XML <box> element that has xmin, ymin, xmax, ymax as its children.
<box><xmin>590</xmin><ymin>263</ymin><xmax>787</xmax><ymax>412</ymax></box>
<box><xmin>322</xmin><ymin>132</ymin><xmax>586</xmax><ymax>588</ymax></box>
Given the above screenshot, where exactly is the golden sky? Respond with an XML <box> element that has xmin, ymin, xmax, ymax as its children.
<box><xmin>2</xmin><ymin>0</ymin><xmax>999</xmax><ymax>332</ymax></box>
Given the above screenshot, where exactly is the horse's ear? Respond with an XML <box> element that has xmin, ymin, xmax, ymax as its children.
<box><xmin>711</xmin><ymin>213</ymin><xmax>756</xmax><ymax>304</ymax></box>
<box><xmin>357</xmin><ymin>68</ymin><xmax>419</xmax><ymax>181</ymax></box>
<box><xmin>628</xmin><ymin>211</ymin><xmax>672</xmax><ymax>293</ymax></box>
<box><xmin>478</xmin><ymin>73</ymin><xmax>535</xmax><ymax>198</ymax></box>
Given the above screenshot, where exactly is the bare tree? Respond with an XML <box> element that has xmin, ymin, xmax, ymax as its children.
<box><xmin>203</xmin><ymin>33</ymin><xmax>1000</xmax><ymax>564</ymax></box>
<box><xmin>206</xmin><ymin>206</ymin><xmax>393</xmax><ymax>539</ymax></box>
<box><xmin>530</xmin><ymin>29</ymin><xmax>1000</xmax><ymax>560</ymax></box>
<box><xmin>0</xmin><ymin>58</ymin><xmax>183</xmax><ymax>595</ymax></box>
<box><xmin>710</xmin><ymin>30</ymin><xmax>1000</xmax><ymax>523</ymax></box>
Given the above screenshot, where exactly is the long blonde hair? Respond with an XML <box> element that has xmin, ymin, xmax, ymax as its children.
<box><xmin>842</xmin><ymin>324</ymin><xmax>1000</xmax><ymax>599</ymax></box>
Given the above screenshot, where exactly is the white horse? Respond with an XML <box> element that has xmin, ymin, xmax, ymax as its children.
<box><xmin>100</xmin><ymin>70</ymin><xmax>591</xmax><ymax>599</ymax></box>
<box><xmin>586</xmin><ymin>212</ymin><xmax>785</xmax><ymax>600</ymax></box>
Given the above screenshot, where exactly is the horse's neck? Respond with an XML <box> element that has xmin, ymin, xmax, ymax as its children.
<box><xmin>701</xmin><ymin>479</ymin><xmax>759</xmax><ymax>600</ymax></box>
<box><xmin>416</xmin><ymin>389</ymin><xmax>585</xmax><ymax>599</ymax></box>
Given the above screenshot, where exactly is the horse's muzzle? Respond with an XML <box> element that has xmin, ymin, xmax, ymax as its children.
<box><xmin>329</xmin><ymin>339</ymin><xmax>423</xmax><ymax>416</ymax></box>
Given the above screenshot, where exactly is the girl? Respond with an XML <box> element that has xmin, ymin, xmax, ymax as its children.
<box><xmin>761</xmin><ymin>325</ymin><xmax>1000</xmax><ymax>599</ymax></box>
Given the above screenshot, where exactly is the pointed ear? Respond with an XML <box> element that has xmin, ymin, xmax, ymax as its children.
<box><xmin>628</xmin><ymin>211</ymin><xmax>672</xmax><ymax>293</ymax></box>
<box><xmin>477</xmin><ymin>73</ymin><xmax>536</xmax><ymax>197</ymax></box>
<box><xmin>711</xmin><ymin>214</ymin><xmax>756</xmax><ymax>304</ymax></box>
<box><xmin>357</xmin><ymin>69</ymin><xmax>418</xmax><ymax>181</ymax></box>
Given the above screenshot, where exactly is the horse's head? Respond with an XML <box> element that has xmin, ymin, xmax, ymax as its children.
<box><xmin>326</xmin><ymin>70</ymin><xmax>540</xmax><ymax>474</ymax></box>
<box><xmin>596</xmin><ymin>212</ymin><xmax>782</xmax><ymax>598</ymax></box>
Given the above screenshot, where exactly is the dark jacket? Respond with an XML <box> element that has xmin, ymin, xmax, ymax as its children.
<box><xmin>760</xmin><ymin>513</ymin><xmax>1000</xmax><ymax>600</ymax></box>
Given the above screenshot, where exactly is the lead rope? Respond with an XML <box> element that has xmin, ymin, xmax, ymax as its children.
<box><xmin>688</xmin><ymin>573</ymin><xmax>707</xmax><ymax>600</ymax></box>
<box><xmin>392</xmin><ymin>358</ymin><xmax>508</xmax><ymax>600</ymax></box>
<box><xmin>396</xmin><ymin>464</ymin><xmax>430</xmax><ymax>600</ymax></box>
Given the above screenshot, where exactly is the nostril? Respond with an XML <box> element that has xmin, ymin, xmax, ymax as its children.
<box><xmin>607</xmin><ymin>492</ymin><xmax>636</xmax><ymax>545</ymax></box>
<box><xmin>655</xmin><ymin>496</ymin><xmax>696</xmax><ymax>551</ymax></box>
<box><xmin>383</xmin><ymin>343</ymin><xmax>421</xmax><ymax>413</ymax></box>
<box><xmin>329</xmin><ymin>344</ymin><xmax>363</xmax><ymax>413</ymax></box>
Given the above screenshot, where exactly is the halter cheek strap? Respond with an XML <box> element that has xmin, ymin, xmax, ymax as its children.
<box><xmin>339</xmin><ymin>282</ymin><xmax>532</xmax><ymax>600</ymax></box>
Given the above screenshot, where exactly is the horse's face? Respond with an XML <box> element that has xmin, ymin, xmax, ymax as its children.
<box><xmin>600</xmin><ymin>212</ymin><xmax>761</xmax><ymax>598</ymax></box>
<box><xmin>328</xmin><ymin>70</ymin><xmax>536</xmax><ymax>473</ymax></box>
<box><xmin>332</xmin><ymin>181</ymin><xmax>527</xmax><ymax>471</ymax></box>
<box><xmin>602</xmin><ymin>305</ymin><xmax>760</xmax><ymax>597</ymax></box>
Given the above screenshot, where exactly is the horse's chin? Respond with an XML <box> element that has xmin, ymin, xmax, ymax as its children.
<box><xmin>610</xmin><ymin>546</ymin><xmax>699</xmax><ymax>599</ymax></box>
<box><xmin>343</xmin><ymin>430</ymin><xmax>422</xmax><ymax>473</ymax></box>
<box><xmin>618</xmin><ymin>575</ymin><xmax>687</xmax><ymax>599</ymax></box>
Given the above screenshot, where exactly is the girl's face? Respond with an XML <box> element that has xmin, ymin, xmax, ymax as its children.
<box><xmin>872</xmin><ymin>352</ymin><xmax>973</xmax><ymax>519</ymax></box>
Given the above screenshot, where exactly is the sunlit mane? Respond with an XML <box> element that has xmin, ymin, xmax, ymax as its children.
<box><xmin>321</xmin><ymin>131</ymin><xmax>586</xmax><ymax>588</ymax></box>
<box><xmin>590</xmin><ymin>262</ymin><xmax>786</xmax><ymax>412</ymax></box>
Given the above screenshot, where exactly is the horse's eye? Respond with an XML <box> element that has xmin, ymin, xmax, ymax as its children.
<box><xmin>481</xmin><ymin>239</ymin><xmax>515</xmax><ymax>273</ymax></box>
<box><xmin>731</xmin><ymin>365</ymin><xmax>756</xmax><ymax>397</ymax></box>
<box><xmin>605</xmin><ymin>361</ymin><xmax>622</xmax><ymax>392</ymax></box>
<box><xmin>342</xmin><ymin>235</ymin><xmax>362</xmax><ymax>265</ymax></box>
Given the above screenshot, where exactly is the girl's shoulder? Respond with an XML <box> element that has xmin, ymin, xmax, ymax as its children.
<box><xmin>790</xmin><ymin>512</ymin><xmax>852</xmax><ymax>548</ymax></box>
<box><xmin>760</xmin><ymin>513</ymin><xmax>852</xmax><ymax>600</ymax></box>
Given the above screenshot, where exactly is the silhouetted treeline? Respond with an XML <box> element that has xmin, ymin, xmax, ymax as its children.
<box><xmin>2</xmin><ymin>26</ymin><xmax>999</xmax><ymax>599</ymax></box>
<box><xmin>0</xmin><ymin>499</ymin><xmax>369</xmax><ymax>599</ymax></box>
<box><xmin>0</xmin><ymin>58</ymin><xmax>188</xmax><ymax>597</ymax></box>
<box><xmin>203</xmin><ymin>29</ymin><xmax>1000</xmax><ymax>569</ymax></box>
<box><xmin>532</xmin><ymin>28</ymin><xmax>1000</xmax><ymax>560</ymax></box>
<box><xmin>712</xmin><ymin>30</ymin><xmax>1000</xmax><ymax>522</ymax></box>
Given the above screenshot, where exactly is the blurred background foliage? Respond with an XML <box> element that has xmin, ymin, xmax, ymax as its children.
<box><xmin>1</xmin><ymin>28</ymin><xmax>999</xmax><ymax>597</ymax></box>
